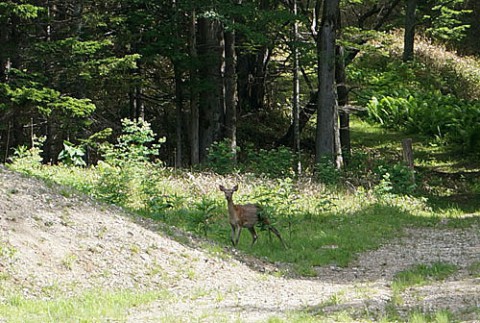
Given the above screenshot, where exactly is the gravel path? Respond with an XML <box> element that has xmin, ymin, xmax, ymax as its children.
<box><xmin>1</xmin><ymin>166</ymin><xmax>479</xmax><ymax>322</ymax></box>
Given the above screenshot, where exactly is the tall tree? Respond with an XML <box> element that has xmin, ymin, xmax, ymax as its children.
<box><xmin>224</xmin><ymin>1</ymin><xmax>240</xmax><ymax>162</ymax></box>
<box><xmin>197</xmin><ymin>14</ymin><xmax>225</xmax><ymax>162</ymax></box>
<box><xmin>316</xmin><ymin>0</ymin><xmax>342</xmax><ymax>168</ymax></box>
<box><xmin>189</xmin><ymin>8</ymin><xmax>200</xmax><ymax>165</ymax></box>
<box><xmin>403</xmin><ymin>0</ymin><xmax>417</xmax><ymax>61</ymax></box>
<box><xmin>291</xmin><ymin>0</ymin><xmax>301</xmax><ymax>174</ymax></box>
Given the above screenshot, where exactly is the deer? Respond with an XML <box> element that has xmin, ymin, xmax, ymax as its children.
<box><xmin>219</xmin><ymin>185</ymin><xmax>287</xmax><ymax>249</ymax></box>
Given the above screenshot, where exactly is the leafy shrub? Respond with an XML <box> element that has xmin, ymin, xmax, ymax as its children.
<box><xmin>190</xmin><ymin>196</ymin><xmax>220</xmax><ymax>236</ymax></box>
<box><xmin>315</xmin><ymin>156</ymin><xmax>341</xmax><ymax>185</ymax></box>
<box><xmin>10</xmin><ymin>136</ymin><xmax>45</xmax><ymax>173</ymax></box>
<box><xmin>206</xmin><ymin>140</ymin><xmax>295</xmax><ymax>178</ymax></box>
<box><xmin>101</xmin><ymin>118</ymin><xmax>164</xmax><ymax>166</ymax></box>
<box><xmin>374</xmin><ymin>163</ymin><xmax>416</xmax><ymax>195</ymax></box>
<box><xmin>245</xmin><ymin>145</ymin><xmax>295</xmax><ymax>178</ymax></box>
<box><xmin>58</xmin><ymin>141</ymin><xmax>86</xmax><ymax>166</ymax></box>
<box><xmin>247</xmin><ymin>178</ymin><xmax>301</xmax><ymax>237</ymax></box>
<box><xmin>205</xmin><ymin>139</ymin><xmax>239</xmax><ymax>175</ymax></box>
<box><xmin>95</xmin><ymin>119</ymin><xmax>165</xmax><ymax>205</ymax></box>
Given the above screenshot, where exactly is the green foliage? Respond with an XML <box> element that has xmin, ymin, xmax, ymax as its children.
<box><xmin>1</xmin><ymin>81</ymin><xmax>96</xmax><ymax>118</ymax></box>
<box><xmin>0</xmin><ymin>2</ymin><xmax>42</xmax><ymax>20</ymax></box>
<box><xmin>407</xmin><ymin>310</ymin><xmax>453</xmax><ymax>323</ymax></box>
<box><xmin>10</xmin><ymin>136</ymin><xmax>45</xmax><ymax>173</ymax></box>
<box><xmin>96</xmin><ymin>119</ymin><xmax>165</xmax><ymax>205</ymax></box>
<box><xmin>392</xmin><ymin>262</ymin><xmax>458</xmax><ymax>292</ymax></box>
<box><xmin>245</xmin><ymin>146</ymin><xmax>295</xmax><ymax>178</ymax></box>
<box><xmin>420</xmin><ymin>0</ymin><xmax>471</xmax><ymax>42</ymax></box>
<box><xmin>315</xmin><ymin>157</ymin><xmax>341</xmax><ymax>185</ymax></box>
<box><xmin>374</xmin><ymin>163</ymin><xmax>416</xmax><ymax>195</ymax></box>
<box><xmin>58</xmin><ymin>141</ymin><xmax>86</xmax><ymax>167</ymax></box>
<box><xmin>0</xmin><ymin>243</ymin><xmax>17</xmax><ymax>260</ymax></box>
<box><xmin>0</xmin><ymin>289</ymin><xmax>169</xmax><ymax>322</ymax></box>
<box><xmin>206</xmin><ymin>140</ymin><xmax>296</xmax><ymax>178</ymax></box>
<box><xmin>190</xmin><ymin>196</ymin><xmax>220</xmax><ymax>236</ymax></box>
<box><xmin>351</xmin><ymin>57</ymin><xmax>480</xmax><ymax>153</ymax></box>
<box><xmin>248</xmin><ymin>178</ymin><xmax>302</xmax><ymax>237</ymax></box>
<box><xmin>101</xmin><ymin>118</ymin><xmax>164</xmax><ymax>166</ymax></box>
<box><xmin>206</xmin><ymin>139</ymin><xmax>239</xmax><ymax>175</ymax></box>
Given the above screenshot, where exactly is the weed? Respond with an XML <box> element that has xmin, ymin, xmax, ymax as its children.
<box><xmin>189</xmin><ymin>287</ymin><xmax>210</xmax><ymax>300</ymax></box>
<box><xmin>408</xmin><ymin>310</ymin><xmax>453</xmax><ymax>323</ymax></box>
<box><xmin>96</xmin><ymin>225</ymin><xmax>108</xmax><ymax>239</ymax></box>
<box><xmin>58</xmin><ymin>141</ymin><xmax>86</xmax><ymax>167</ymax></box>
<box><xmin>0</xmin><ymin>243</ymin><xmax>17</xmax><ymax>259</ymax></box>
<box><xmin>129</xmin><ymin>244</ymin><xmax>141</xmax><ymax>255</ymax></box>
<box><xmin>62</xmin><ymin>253</ymin><xmax>78</xmax><ymax>270</ymax></box>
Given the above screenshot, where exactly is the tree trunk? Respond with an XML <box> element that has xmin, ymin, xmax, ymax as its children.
<box><xmin>276</xmin><ymin>47</ymin><xmax>359</xmax><ymax>148</ymax></box>
<box><xmin>174</xmin><ymin>63</ymin><xmax>184</xmax><ymax>168</ymax></box>
<box><xmin>403</xmin><ymin>0</ymin><xmax>417</xmax><ymax>61</ymax></box>
<box><xmin>292</xmin><ymin>0</ymin><xmax>301</xmax><ymax>174</ymax></box>
<box><xmin>0</xmin><ymin>18</ymin><xmax>9</xmax><ymax>83</ymax></box>
<box><xmin>316</xmin><ymin>0</ymin><xmax>342</xmax><ymax>168</ymax></box>
<box><xmin>336</xmin><ymin>45</ymin><xmax>351</xmax><ymax>163</ymax></box>
<box><xmin>189</xmin><ymin>9</ymin><xmax>200</xmax><ymax>165</ymax></box>
<box><xmin>197</xmin><ymin>16</ymin><xmax>225</xmax><ymax>163</ymax></box>
<box><xmin>224</xmin><ymin>22</ymin><xmax>238</xmax><ymax>162</ymax></box>
<box><xmin>237</xmin><ymin>47</ymin><xmax>270</xmax><ymax>112</ymax></box>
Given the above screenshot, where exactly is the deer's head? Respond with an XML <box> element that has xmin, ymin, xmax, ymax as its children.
<box><xmin>219</xmin><ymin>185</ymin><xmax>238</xmax><ymax>201</ymax></box>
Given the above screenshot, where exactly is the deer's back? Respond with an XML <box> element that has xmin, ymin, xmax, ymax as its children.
<box><xmin>232</xmin><ymin>204</ymin><xmax>259</xmax><ymax>228</ymax></box>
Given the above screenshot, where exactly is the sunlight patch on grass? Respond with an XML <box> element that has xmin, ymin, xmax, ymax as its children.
<box><xmin>392</xmin><ymin>262</ymin><xmax>458</xmax><ymax>293</ymax></box>
<box><xmin>0</xmin><ymin>289</ymin><xmax>170</xmax><ymax>323</ymax></box>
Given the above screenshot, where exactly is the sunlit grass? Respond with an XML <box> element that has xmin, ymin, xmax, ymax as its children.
<box><xmin>8</xmin><ymin>157</ymin><xmax>478</xmax><ymax>276</ymax></box>
<box><xmin>392</xmin><ymin>262</ymin><xmax>458</xmax><ymax>293</ymax></box>
<box><xmin>0</xmin><ymin>289</ymin><xmax>170</xmax><ymax>323</ymax></box>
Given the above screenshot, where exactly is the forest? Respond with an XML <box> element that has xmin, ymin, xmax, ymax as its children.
<box><xmin>1</xmin><ymin>0</ymin><xmax>479</xmax><ymax>168</ymax></box>
<box><xmin>1</xmin><ymin>0</ymin><xmax>480</xmax><ymax>321</ymax></box>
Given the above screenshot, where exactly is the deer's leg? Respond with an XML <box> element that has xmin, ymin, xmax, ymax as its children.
<box><xmin>269</xmin><ymin>226</ymin><xmax>287</xmax><ymax>249</ymax></box>
<box><xmin>248</xmin><ymin>227</ymin><xmax>258</xmax><ymax>246</ymax></box>
<box><xmin>235</xmin><ymin>226</ymin><xmax>242</xmax><ymax>246</ymax></box>
<box><xmin>230</xmin><ymin>224</ymin><xmax>237</xmax><ymax>246</ymax></box>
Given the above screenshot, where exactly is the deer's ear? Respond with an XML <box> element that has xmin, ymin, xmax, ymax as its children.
<box><xmin>219</xmin><ymin>185</ymin><xmax>225</xmax><ymax>191</ymax></box>
<box><xmin>233</xmin><ymin>185</ymin><xmax>238</xmax><ymax>191</ymax></box>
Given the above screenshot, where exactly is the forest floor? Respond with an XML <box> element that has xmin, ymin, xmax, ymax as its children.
<box><xmin>1</xmin><ymin>165</ymin><xmax>479</xmax><ymax>322</ymax></box>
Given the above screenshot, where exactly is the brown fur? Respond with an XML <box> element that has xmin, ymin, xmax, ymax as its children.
<box><xmin>219</xmin><ymin>185</ymin><xmax>286</xmax><ymax>248</ymax></box>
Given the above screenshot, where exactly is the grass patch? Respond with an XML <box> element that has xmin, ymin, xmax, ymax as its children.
<box><xmin>8</xmin><ymin>157</ymin><xmax>476</xmax><ymax>276</ymax></box>
<box><xmin>407</xmin><ymin>310</ymin><xmax>454</xmax><ymax>323</ymax></box>
<box><xmin>392</xmin><ymin>262</ymin><xmax>458</xmax><ymax>293</ymax></box>
<box><xmin>0</xmin><ymin>289</ymin><xmax>170</xmax><ymax>322</ymax></box>
<box><xmin>468</xmin><ymin>261</ymin><xmax>480</xmax><ymax>277</ymax></box>
<box><xmin>246</xmin><ymin>204</ymin><xmax>434</xmax><ymax>275</ymax></box>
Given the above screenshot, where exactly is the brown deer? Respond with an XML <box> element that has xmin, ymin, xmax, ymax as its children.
<box><xmin>219</xmin><ymin>185</ymin><xmax>287</xmax><ymax>248</ymax></box>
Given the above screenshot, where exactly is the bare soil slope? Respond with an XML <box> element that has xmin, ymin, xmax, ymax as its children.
<box><xmin>0</xmin><ymin>166</ymin><xmax>479</xmax><ymax>321</ymax></box>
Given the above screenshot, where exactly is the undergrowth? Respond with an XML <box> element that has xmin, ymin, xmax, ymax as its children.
<box><xmin>350</xmin><ymin>32</ymin><xmax>480</xmax><ymax>155</ymax></box>
<box><xmin>6</xmin><ymin>119</ymin><xmax>479</xmax><ymax>277</ymax></box>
